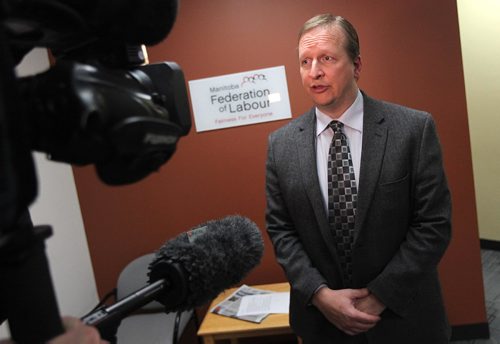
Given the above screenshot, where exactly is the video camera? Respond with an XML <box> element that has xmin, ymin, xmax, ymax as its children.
<box><xmin>0</xmin><ymin>0</ymin><xmax>190</xmax><ymax>342</ymax></box>
<box><xmin>3</xmin><ymin>0</ymin><xmax>191</xmax><ymax>187</ymax></box>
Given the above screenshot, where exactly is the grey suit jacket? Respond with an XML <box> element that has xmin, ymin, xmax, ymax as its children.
<box><xmin>266</xmin><ymin>93</ymin><xmax>452</xmax><ymax>343</ymax></box>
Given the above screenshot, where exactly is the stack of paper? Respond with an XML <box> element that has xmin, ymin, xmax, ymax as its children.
<box><xmin>210</xmin><ymin>285</ymin><xmax>290</xmax><ymax>323</ymax></box>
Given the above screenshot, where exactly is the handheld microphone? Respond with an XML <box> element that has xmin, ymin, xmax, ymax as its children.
<box><xmin>82</xmin><ymin>215</ymin><xmax>264</xmax><ymax>329</ymax></box>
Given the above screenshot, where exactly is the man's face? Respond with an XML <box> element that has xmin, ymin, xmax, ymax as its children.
<box><xmin>298</xmin><ymin>25</ymin><xmax>361</xmax><ymax>117</ymax></box>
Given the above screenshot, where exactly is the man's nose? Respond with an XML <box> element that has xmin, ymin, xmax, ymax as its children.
<box><xmin>310</xmin><ymin>60</ymin><xmax>325</xmax><ymax>79</ymax></box>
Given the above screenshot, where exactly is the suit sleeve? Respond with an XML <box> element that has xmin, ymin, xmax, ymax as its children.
<box><xmin>367</xmin><ymin>114</ymin><xmax>452</xmax><ymax>316</ymax></box>
<box><xmin>265</xmin><ymin>133</ymin><xmax>328</xmax><ymax>307</ymax></box>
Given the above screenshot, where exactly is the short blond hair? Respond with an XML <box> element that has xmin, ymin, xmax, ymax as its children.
<box><xmin>298</xmin><ymin>13</ymin><xmax>360</xmax><ymax>62</ymax></box>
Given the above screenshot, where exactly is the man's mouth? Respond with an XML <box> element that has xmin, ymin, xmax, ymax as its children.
<box><xmin>311</xmin><ymin>84</ymin><xmax>328</xmax><ymax>93</ymax></box>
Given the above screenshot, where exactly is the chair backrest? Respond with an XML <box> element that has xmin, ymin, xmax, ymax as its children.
<box><xmin>116</xmin><ymin>253</ymin><xmax>163</xmax><ymax>312</ymax></box>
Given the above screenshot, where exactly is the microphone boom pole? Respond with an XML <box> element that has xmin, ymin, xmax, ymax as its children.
<box><xmin>83</xmin><ymin>279</ymin><xmax>166</xmax><ymax>327</ymax></box>
<box><xmin>82</xmin><ymin>261</ymin><xmax>187</xmax><ymax>338</ymax></box>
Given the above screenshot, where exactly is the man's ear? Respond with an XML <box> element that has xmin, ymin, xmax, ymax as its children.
<box><xmin>353</xmin><ymin>55</ymin><xmax>362</xmax><ymax>81</ymax></box>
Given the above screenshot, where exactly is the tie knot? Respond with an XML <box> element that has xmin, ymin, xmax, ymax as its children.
<box><xmin>329</xmin><ymin>121</ymin><xmax>344</xmax><ymax>134</ymax></box>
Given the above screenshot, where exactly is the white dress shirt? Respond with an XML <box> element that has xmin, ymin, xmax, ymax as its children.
<box><xmin>315</xmin><ymin>90</ymin><xmax>364</xmax><ymax>215</ymax></box>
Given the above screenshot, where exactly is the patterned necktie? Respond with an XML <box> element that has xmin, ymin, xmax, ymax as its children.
<box><xmin>327</xmin><ymin>121</ymin><xmax>358</xmax><ymax>285</ymax></box>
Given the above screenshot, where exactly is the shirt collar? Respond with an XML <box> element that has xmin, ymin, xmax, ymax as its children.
<box><xmin>315</xmin><ymin>89</ymin><xmax>364</xmax><ymax>136</ymax></box>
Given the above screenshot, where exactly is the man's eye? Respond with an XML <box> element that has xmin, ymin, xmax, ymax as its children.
<box><xmin>323</xmin><ymin>56</ymin><xmax>333</xmax><ymax>62</ymax></box>
<box><xmin>301</xmin><ymin>59</ymin><xmax>311</xmax><ymax>67</ymax></box>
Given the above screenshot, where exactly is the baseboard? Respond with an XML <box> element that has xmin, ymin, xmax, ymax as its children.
<box><xmin>480</xmin><ymin>239</ymin><xmax>500</xmax><ymax>251</ymax></box>
<box><xmin>451</xmin><ymin>322</ymin><xmax>490</xmax><ymax>341</ymax></box>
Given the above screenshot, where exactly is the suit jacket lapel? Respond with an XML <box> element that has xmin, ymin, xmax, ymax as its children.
<box><xmin>355</xmin><ymin>94</ymin><xmax>388</xmax><ymax>241</ymax></box>
<box><xmin>295</xmin><ymin>109</ymin><xmax>339</xmax><ymax>260</ymax></box>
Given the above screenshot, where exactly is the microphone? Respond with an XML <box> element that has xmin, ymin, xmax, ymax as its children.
<box><xmin>151</xmin><ymin>215</ymin><xmax>265</xmax><ymax>309</ymax></box>
<box><xmin>82</xmin><ymin>215</ymin><xmax>264</xmax><ymax>329</ymax></box>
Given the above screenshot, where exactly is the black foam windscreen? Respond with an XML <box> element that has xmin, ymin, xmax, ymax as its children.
<box><xmin>149</xmin><ymin>215</ymin><xmax>264</xmax><ymax>310</ymax></box>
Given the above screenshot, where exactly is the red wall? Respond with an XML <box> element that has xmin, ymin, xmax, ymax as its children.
<box><xmin>73</xmin><ymin>0</ymin><xmax>487</xmax><ymax>327</ymax></box>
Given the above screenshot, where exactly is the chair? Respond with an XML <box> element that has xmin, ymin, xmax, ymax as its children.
<box><xmin>114</xmin><ymin>253</ymin><xmax>196</xmax><ymax>344</ymax></box>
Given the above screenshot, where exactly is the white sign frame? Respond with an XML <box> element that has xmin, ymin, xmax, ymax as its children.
<box><xmin>188</xmin><ymin>66</ymin><xmax>292</xmax><ymax>132</ymax></box>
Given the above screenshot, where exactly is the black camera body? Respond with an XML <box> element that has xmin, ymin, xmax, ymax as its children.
<box><xmin>20</xmin><ymin>58</ymin><xmax>191</xmax><ymax>185</ymax></box>
<box><xmin>0</xmin><ymin>1</ymin><xmax>191</xmax><ymax>342</ymax></box>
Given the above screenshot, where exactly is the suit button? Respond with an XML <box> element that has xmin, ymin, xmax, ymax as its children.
<box><xmin>354</xmin><ymin>242</ymin><xmax>364</xmax><ymax>249</ymax></box>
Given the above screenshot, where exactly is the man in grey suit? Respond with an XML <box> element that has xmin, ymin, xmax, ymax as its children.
<box><xmin>266</xmin><ymin>14</ymin><xmax>452</xmax><ymax>344</ymax></box>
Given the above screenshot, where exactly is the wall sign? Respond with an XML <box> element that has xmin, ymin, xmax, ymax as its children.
<box><xmin>188</xmin><ymin>66</ymin><xmax>292</xmax><ymax>132</ymax></box>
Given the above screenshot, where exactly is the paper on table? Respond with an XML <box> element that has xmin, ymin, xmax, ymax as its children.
<box><xmin>236</xmin><ymin>292</ymin><xmax>290</xmax><ymax>316</ymax></box>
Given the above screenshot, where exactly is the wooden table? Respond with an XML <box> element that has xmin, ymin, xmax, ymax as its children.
<box><xmin>197</xmin><ymin>282</ymin><xmax>293</xmax><ymax>344</ymax></box>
